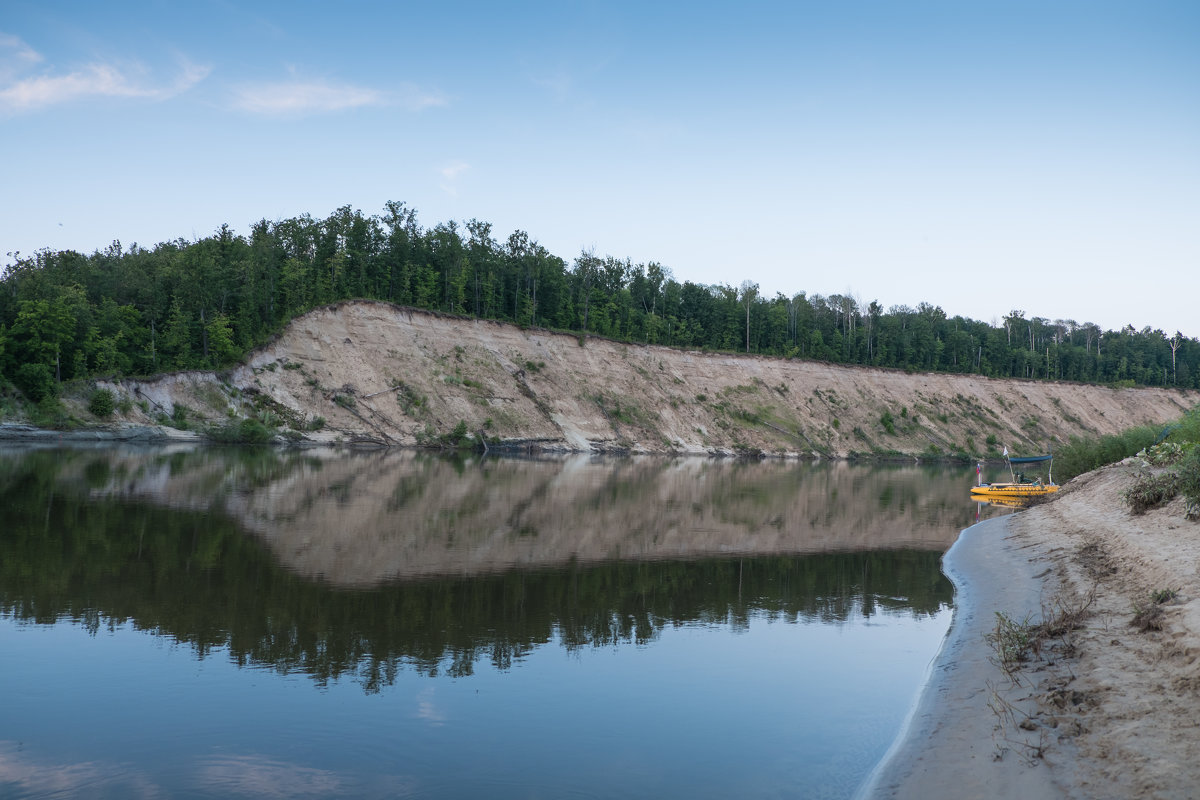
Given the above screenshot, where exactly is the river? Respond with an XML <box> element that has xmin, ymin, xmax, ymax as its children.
<box><xmin>0</xmin><ymin>447</ymin><xmax>1011</xmax><ymax>799</ymax></box>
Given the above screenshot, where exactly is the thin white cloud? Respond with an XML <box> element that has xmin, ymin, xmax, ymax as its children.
<box><xmin>441</xmin><ymin>161</ymin><xmax>470</xmax><ymax>181</ymax></box>
<box><xmin>395</xmin><ymin>83</ymin><xmax>448</xmax><ymax>112</ymax></box>
<box><xmin>0</xmin><ymin>38</ymin><xmax>210</xmax><ymax>114</ymax></box>
<box><xmin>232</xmin><ymin>78</ymin><xmax>445</xmax><ymax>115</ymax></box>
<box><xmin>531</xmin><ymin>69</ymin><xmax>573</xmax><ymax>103</ymax></box>
<box><xmin>232</xmin><ymin>79</ymin><xmax>383</xmax><ymax>114</ymax></box>
<box><xmin>439</xmin><ymin>160</ymin><xmax>470</xmax><ymax>196</ymax></box>
<box><xmin>196</xmin><ymin>755</ymin><xmax>343</xmax><ymax>798</ymax></box>
<box><xmin>415</xmin><ymin>686</ymin><xmax>447</xmax><ymax>724</ymax></box>
<box><xmin>0</xmin><ymin>742</ymin><xmax>164</xmax><ymax>798</ymax></box>
<box><xmin>0</xmin><ymin>32</ymin><xmax>43</xmax><ymax>75</ymax></box>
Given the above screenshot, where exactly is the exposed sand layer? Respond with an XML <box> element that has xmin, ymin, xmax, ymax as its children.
<box><xmin>868</xmin><ymin>460</ymin><xmax>1200</xmax><ymax>799</ymax></box>
<box><xmin>82</xmin><ymin>302</ymin><xmax>1196</xmax><ymax>457</ymax></box>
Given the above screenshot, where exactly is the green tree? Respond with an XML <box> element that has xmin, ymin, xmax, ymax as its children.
<box><xmin>205</xmin><ymin>312</ymin><xmax>239</xmax><ymax>366</ymax></box>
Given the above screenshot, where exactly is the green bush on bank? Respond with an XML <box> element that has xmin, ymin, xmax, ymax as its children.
<box><xmin>88</xmin><ymin>388</ymin><xmax>115</xmax><ymax>418</ymax></box>
<box><xmin>1178</xmin><ymin>447</ymin><xmax>1200</xmax><ymax>520</ymax></box>
<box><xmin>207</xmin><ymin>418</ymin><xmax>276</xmax><ymax>444</ymax></box>
<box><xmin>1055</xmin><ymin>404</ymin><xmax>1200</xmax><ymax>481</ymax></box>
<box><xmin>1123</xmin><ymin>472</ymin><xmax>1182</xmax><ymax>515</ymax></box>
<box><xmin>1055</xmin><ymin>425</ymin><xmax>1162</xmax><ymax>483</ymax></box>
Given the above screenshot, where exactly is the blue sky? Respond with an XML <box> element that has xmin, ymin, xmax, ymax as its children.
<box><xmin>2</xmin><ymin>1</ymin><xmax>1198</xmax><ymax>338</ymax></box>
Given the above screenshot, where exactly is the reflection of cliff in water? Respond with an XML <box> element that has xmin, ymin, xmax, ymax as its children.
<box><xmin>43</xmin><ymin>446</ymin><xmax>983</xmax><ymax>585</ymax></box>
<box><xmin>0</xmin><ymin>447</ymin><xmax>952</xmax><ymax>688</ymax></box>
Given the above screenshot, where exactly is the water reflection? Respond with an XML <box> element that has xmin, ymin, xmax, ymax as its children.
<box><xmin>0</xmin><ymin>446</ymin><xmax>972</xmax><ymax>799</ymax></box>
<box><xmin>5</xmin><ymin>446</ymin><xmax>1000</xmax><ymax>584</ymax></box>
<box><xmin>0</xmin><ymin>447</ymin><xmax>966</xmax><ymax>688</ymax></box>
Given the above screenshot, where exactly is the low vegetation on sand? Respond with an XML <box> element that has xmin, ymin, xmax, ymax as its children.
<box><xmin>1053</xmin><ymin>405</ymin><xmax>1200</xmax><ymax>520</ymax></box>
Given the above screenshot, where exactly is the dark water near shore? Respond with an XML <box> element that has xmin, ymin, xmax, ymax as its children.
<box><xmin>0</xmin><ymin>448</ymin><xmax>1009</xmax><ymax>799</ymax></box>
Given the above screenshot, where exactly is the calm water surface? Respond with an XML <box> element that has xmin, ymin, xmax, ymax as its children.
<box><xmin>0</xmin><ymin>448</ymin><xmax>1011</xmax><ymax>799</ymax></box>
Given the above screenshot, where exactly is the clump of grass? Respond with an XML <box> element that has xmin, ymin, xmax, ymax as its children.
<box><xmin>395</xmin><ymin>382</ymin><xmax>427</xmax><ymax>416</ymax></box>
<box><xmin>30</xmin><ymin>396</ymin><xmax>73</xmax><ymax>430</ymax></box>
<box><xmin>1123</xmin><ymin>471</ymin><xmax>1181</xmax><ymax>515</ymax></box>
<box><xmin>170</xmin><ymin>404</ymin><xmax>190</xmax><ymax>430</ymax></box>
<box><xmin>880</xmin><ymin>410</ymin><xmax>896</xmax><ymax>435</ymax></box>
<box><xmin>986</xmin><ymin>591</ymin><xmax>1095</xmax><ymax>674</ymax></box>
<box><xmin>986</xmin><ymin>612</ymin><xmax>1036</xmax><ymax>673</ymax></box>
<box><xmin>1178</xmin><ymin>447</ymin><xmax>1200</xmax><ymax>520</ymax></box>
<box><xmin>1151</xmin><ymin>587</ymin><xmax>1179</xmax><ymax>604</ymax></box>
<box><xmin>206</xmin><ymin>418</ymin><xmax>275</xmax><ymax>444</ymax></box>
<box><xmin>415</xmin><ymin>420</ymin><xmax>477</xmax><ymax>450</ymax></box>
<box><xmin>1131</xmin><ymin>587</ymin><xmax>1179</xmax><ymax>632</ymax></box>
<box><xmin>1131</xmin><ymin>603</ymin><xmax>1165</xmax><ymax>632</ymax></box>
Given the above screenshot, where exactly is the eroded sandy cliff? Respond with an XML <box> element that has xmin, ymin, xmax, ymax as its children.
<box><xmin>99</xmin><ymin>301</ymin><xmax>1198</xmax><ymax>457</ymax></box>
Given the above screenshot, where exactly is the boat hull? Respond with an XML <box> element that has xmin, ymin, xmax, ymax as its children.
<box><xmin>970</xmin><ymin>483</ymin><xmax>1059</xmax><ymax>498</ymax></box>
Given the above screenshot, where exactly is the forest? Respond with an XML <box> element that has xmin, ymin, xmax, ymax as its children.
<box><xmin>2</xmin><ymin>201</ymin><xmax>1197</xmax><ymax>405</ymax></box>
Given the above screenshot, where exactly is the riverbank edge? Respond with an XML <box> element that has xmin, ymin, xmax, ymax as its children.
<box><xmin>0</xmin><ymin>421</ymin><xmax>1039</xmax><ymax>466</ymax></box>
<box><xmin>859</xmin><ymin>514</ymin><xmax>1071</xmax><ymax>800</ymax></box>
<box><xmin>0</xmin><ymin>422</ymin><xmax>204</xmax><ymax>444</ymax></box>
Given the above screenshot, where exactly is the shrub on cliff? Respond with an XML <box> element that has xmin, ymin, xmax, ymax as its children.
<box><xmin>88</xmin><ymin>388</ymin><xmax>115</xmax><ymax>418</ymax></box>
<box><xmin>207</xmin><ymin>418</ymin><xmax>275</xmax><ymax>444</ymax></box>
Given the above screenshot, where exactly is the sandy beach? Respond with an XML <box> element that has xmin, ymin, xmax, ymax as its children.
<box><xmin>865</xmin><ymin>460</ymin><xmax>1200</xmax><ymax>800</ymax></box>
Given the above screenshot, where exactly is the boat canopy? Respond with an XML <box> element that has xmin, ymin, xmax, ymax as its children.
<box><xmin>1008</xmin><ymin>454</ymin><xmax>1052</xmax><ymax>464</ymax></box>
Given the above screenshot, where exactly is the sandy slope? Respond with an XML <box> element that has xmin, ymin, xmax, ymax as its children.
<box><xmin>1005</xmin><ymin>463</ymin><xmax>1200</xmax><ymax>799</ymax></box>
<box><xmin>94</xmin><ymin>302</ymin><xmax>1198</xmax><ymax>456</ymax></box>
<box><xmin>870</xmin><ymin>460</ymin><xmax>1200</xmax><ymax>799</ymax></box>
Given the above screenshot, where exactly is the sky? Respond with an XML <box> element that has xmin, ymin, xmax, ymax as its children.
<box><xmin>2</xmin><ymin>1</ymin><xmax>1197</xmax><ymax>338</ymax></box>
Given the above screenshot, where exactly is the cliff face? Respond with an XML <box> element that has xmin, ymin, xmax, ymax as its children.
<box><xmin>101</xmin><ymin>301</ymin><xmax>1198</xmax><ymax>457</ymax></box>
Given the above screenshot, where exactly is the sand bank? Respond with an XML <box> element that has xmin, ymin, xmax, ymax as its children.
<box><xmin>865</xmin><ymin>460</ymin><xmax>1200</xmax><ymax>800</ymax></box>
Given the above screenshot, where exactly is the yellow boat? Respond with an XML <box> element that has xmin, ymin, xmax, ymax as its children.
<box><xmin>971</xmin><ymin>451</ymin><xmax>1059</xmax><ymax>498</ymax></box>
<box><xmin>970</xmin><ymin>481</ymin><xmax>1059</xmax><ymax>498</ymax></box>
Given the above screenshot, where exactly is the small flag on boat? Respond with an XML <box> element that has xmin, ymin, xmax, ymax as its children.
<box><xmin>1003</xmin><ymin>446</ymin><xmax>1009</xmax><ymax>457</ymax></box>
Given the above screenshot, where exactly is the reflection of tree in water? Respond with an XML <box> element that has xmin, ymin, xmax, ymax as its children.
<box><xmin>0</xmin><ymin>450</ymin><xmax>951</xmax><ymax>693</ymax></box>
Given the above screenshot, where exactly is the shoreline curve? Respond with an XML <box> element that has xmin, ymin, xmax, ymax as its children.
<box><xmin>859</xmin><ymin>515</ymin><xmax>1067</xmax><ymax>800</ymax></box>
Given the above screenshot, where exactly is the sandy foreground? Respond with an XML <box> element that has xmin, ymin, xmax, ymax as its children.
<box><xmin>864</xmin><ymin>460</ymin><xmax>1200</xmax><ymax>800</ymax></box>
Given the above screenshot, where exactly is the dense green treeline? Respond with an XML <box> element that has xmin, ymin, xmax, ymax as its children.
<box><xmin>3</xmin><ymin>201</ymin><xmax>1197</xmax><ymax>403</ymax></box>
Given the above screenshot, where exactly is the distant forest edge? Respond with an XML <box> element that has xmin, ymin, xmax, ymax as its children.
<box><xmin>2</xmin><ymin>201</ymin><xmax>1197</xmax><ymax>405</ymax></box>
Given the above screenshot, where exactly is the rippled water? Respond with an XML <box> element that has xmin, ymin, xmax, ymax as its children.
<box><xmin>0</xmin><ymin>447</ymin><xmax>1010</xmax><ymax>799</ymax></box>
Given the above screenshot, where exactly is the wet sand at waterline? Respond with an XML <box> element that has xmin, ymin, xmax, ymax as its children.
<box><xmin>865</xmin><ymin>460</ymin><xmax>1200</xmax><ymax>800</ymax></box>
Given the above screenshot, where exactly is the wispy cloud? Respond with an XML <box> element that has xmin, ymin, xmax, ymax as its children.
<box><xmin>395</xmin><ymin>83</ymin><xmax>448</xmax><ymax>112</ymax></box>
<box><xmin>415</xmin><ymin>686</ymin><xmax>447</xmax><ymax>724</ymax></box>
<box><xmin>196</xmin><ymin>755</ymin><xmax>343</xmax><ymax>798</ymax></box>
<box><xmin>232</xmin><ymin>77</ymin><xmax>445</xmax><ymax>115</ymax></box>
<box><xmin>0</xmin><ymin>741</ymin><xmax>163</xmax><ymax>799</ymax></box>
<box><xmin>0</xmin><ymin>34</ymin><xmax>209</xmax><ymax>114</ymax></box>
<box><xmin>531</xmin><ymin>69</ymin><xmax>574</xmax><ymax>103</ymax></box>
<box><xmin>0</xmin><ymin>32</ymin><xmax>43</xmax><ymax>76</ymax></box>
<box><xmin>439</xmin><ymin>160</ymin><xmax>470</xmax><ymax>196</ymax></box>
<box><xmin>232</xmin><ymin>79</ymin><xmax>384</xmax><ymax>114</ymax></box>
